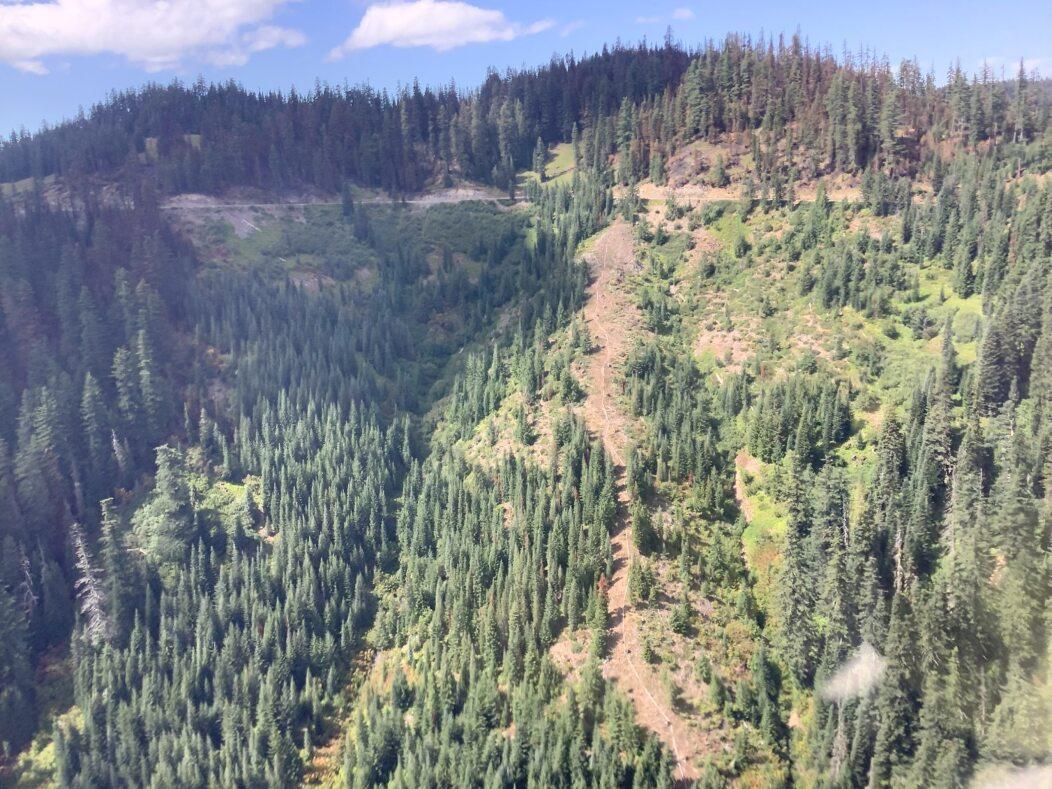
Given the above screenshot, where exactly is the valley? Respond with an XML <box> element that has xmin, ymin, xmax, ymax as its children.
<box><xmin>0</xmin><ymin>33</ymin><xmax>1050</xmax><ymax>789</ymax></box>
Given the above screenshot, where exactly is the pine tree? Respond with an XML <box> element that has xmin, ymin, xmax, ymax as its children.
<box><xmin>869</xmin><ymin>594</ymin><xmax>921</xmax><ymax>785</ymax></box>
<box><xmin>132</xmin><ymin>445</ymin><xmax>194</xmax><ymax>562</ymax></box>
<box><xmin>137</xmin><ymin>328</ymin><xmax>168</xmax><ymax>441</ymax></box>
<box><xmin>982</xmin><ymin>662</ymin><xmax>1050</xmax><ymax>765</ymax></box>
<box><xmin>779</xmin><ymin>453</ymin><xmax>818</xmax><ymax>684</ymax></box>
<box><xmin>99</xmin><ymin>499</ymin><xmax>134</xmax><ymax>642</ymax></box>
<box><xmin>0</xmin><ymin>585</ymin><xmax>36</xmax><ymax>751</ymax></box>
<box><xmin>111</xmin><ymin>345</ymin><xmax>142</xmax><ymax>446</ymax></box>
<box><xmin>532</xmin><ymin>137</ymin><xmax>547</xmax><ymax>181</ymax></box>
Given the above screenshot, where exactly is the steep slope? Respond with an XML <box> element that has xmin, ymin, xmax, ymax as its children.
<box><xmin>579</xmin><ymin>220</ymin><xmax>704</xmax><ymax>781</ymax></box>
<box><xmin>2</xmin><ymin>34</ymin><xmax>1051</xmax><ymax>789</ymax></box>
<box><xmin>612</xmin><ymin>155</ymin><xmax>1052</xmax><ymax>786</ymax></box>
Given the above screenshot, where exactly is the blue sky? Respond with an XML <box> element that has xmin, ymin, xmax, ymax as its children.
<box><xmin>1</xmin><ymin>0</ymin><xmax>1049</xmax><ymax>138</ymax></box>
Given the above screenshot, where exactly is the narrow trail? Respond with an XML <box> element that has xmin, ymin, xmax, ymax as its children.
<box><xmin>579</xmin><ymin>221</ymin><xmax>700</xmax><ymax>783</ymax></box>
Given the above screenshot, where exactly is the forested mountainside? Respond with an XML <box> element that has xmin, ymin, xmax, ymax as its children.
<box><xmin>1</xmin><ymin>33</ymin><xmax>1050</xmax><ymax>788</ymax></box>
<box><xmin>3</xmin><ymin>35</ymin><xmax>1049</xmax><ymax>198</ymax></box>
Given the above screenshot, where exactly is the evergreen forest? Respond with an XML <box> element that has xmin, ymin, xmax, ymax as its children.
<box><xmin>0</xmin><ymin>32</ymin><xmax>1050</xmax><ymax>788</ymax></box>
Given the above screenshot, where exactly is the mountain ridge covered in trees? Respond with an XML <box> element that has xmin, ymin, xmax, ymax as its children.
<box><xmin>1</xmin><ymin>32</ymin><xmax>1050</xmax><ymax>788</ymax></box>
<box><xmin>3</xmin><ymin>34</ymin><xmax>1049</xmax><ymax>199</ymax></box>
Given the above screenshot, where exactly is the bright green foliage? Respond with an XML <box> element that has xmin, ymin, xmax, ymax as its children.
<box><xmin>0</xmin><ymin>32</ymin><xmax>1050</xmax><ymax>789</ymax></box>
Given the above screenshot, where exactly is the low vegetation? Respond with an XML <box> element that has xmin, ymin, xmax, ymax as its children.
<box><xmin>1</xmin><ymin>32</ymin><xmax>1050</xmax><ymax>788</ymax></box>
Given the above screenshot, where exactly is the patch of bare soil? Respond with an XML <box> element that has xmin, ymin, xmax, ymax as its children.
<box><xmin>579</xmin><ymin>220</ymin><xmax>640</xmax><ymax>463</ymax></box>
<box><xmin>634</xmin><ymin>554</ymin><xmax>731</xmax><ymax>729</ymax></box>
<box><xmin>693</xmin><ymin>286</ymin><xmax>840</xmax><ymax>381</ymax></box>
<box><xmin>639</xmin><ymin>134</ymin><xmax>866</xmax><ymax>205</ymax></box>
<box><xmin>794</xmin><ymin>175</ymin><xmax>863</xmax><ymax>203</ymax></box>
<box><xmin>464</xmin><ymin>391</ymin><xmax>558</xmax><ymax>474</ymax></box>
<box><xmin>576</xmin><ymin>219</ymin><xmax>712</xmax><ymax>782</ymax></box>
<box><xmin>405</xmin><ymin>183</ymin><xmax>505</xmax><ymax>205</ymax></box>
<box><xmin>164</xmin><ymin>191</ymin><xmax>316</xmax><ymax>240</ymax></box>
<box><xmin>692</xmin><ymin>289</ymin><xmax>760</xmax><ymax>375</ymax></box>
<box><xmin>689</xmin><ymin>224</ymin><xmax>723</xmax><ymax>258</ymax></box>
<box><xmin>639</xmin><ymin>177</ymin><xmax>863</xmax><ymax>206</ymax></box>
<box><xmin>802</xmin><ymin>309</ymin><xmax>837</xmax><ymax>353</ymax></box>
<box><xmin>548</xmin><ymin>627</ymin><xmax>594</xmax><ymax>683</ymax></box>
<box><xmin>163</xmin><ymin>181</ymin><xmax>504</xmax><ymax>232</ymax></box>
<box><xmin>11</xmin><ymin>176</ymin><xmax>131</xmax><ymax>214</ymax></box>
<box><xmin>640</xmin><ymin>199</ymin><xmax>723</xmax><ymax>265</ymax></box>
<box><xmin>848</xmin><ymin>212</ymin><xmax>899</xmax><ymax>239</ymax></box>
<box><xmin>694</xmin><ymin>322</ymin><xmax>756</xmax><ymax>374</ymax></box>
<box><xmin>637</xmin><ymin>182</ymin><xmax>739</xmax><ymax>203</ymax></box>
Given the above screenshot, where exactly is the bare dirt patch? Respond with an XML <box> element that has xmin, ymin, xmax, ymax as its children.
<box><xmin>786</xmin><ymin>308</ymin><xmax>834</xmax><ymax>362</ymax></box>
<box><xmin>302</xmin><ymin>644</ymin><xmax>377</xmax><ymax>785</ymax></box>
<box><xmin>638</xmin><ymin>177</ymin><xmax>863</xmax><ymax>206</ymax></box>
<box><xmin>639</xmin><ymin>197</ymin><xmax>723</xmax><ymax>264</ymax></box>
<box><xmin>164</xmin><ymin>191</ymin><xmax>316</xmax><ymax>239</ymax></box>
<box><xmin>579</xmin><ymin>220</ymin><xmax>641</xmax><ymax>463</ymax></box>
<box><xmin>576</xmin><ymin>219</ymin><xmax>714</xmax><ymax>782</ymax></box>
<box><xmin>689</xmin><ymin>224</ymin><xmax>723</xmax><ymax>258</ymax></box>
<box><xmin>463</xmin><ymin>391</ymin><xmax>558</xmax><ymax>474</ymax></box>
<box><xmin>548</xmin><ymin>627</ymin><xmax>594</xmax><ymax>683</ymax></box>
<box><xmin>405</xmin><ymin>183</ymin><xmax>506</xmax><ymax>206</ymax></box>
<box><xmin>638</xmin><ymin>182</ymin><xmax>738</xmax><ymax>203</ymax></box>
<box><xmin>692</xmin><ymin>290</ymin><xmax>760</xmax><ymax>375</ymax></box>
<box><xmin>694</xmin><ymin>323</ymin><xmax>756</xmax><ymax>374</ymax></box>
<box><xmin>163</xmin><ymin>181</ymin><xmax>505</xmax><ymax>236</ymax></box>
<box><xmin>794</xmin><ymin>174</ymin><xmax>862</xmax><ymax>203</ymax></box>
<box><xmin>651</xmin><ymin>135</ymin><xmax>864</xmax><ymax>204</ymax></box>
<box><xmin>848</xmin><ymin>212</ymin><xmax>900</xmax><ymax>240</ymax></box>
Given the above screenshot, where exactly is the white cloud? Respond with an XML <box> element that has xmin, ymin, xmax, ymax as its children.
<box><xmin>245</xmin><ymin>25</ymin><xmax>308</xmax><ymax>55</ymax></box>
<box><xmin>979</xmin><ymin>55</ymin><xmax>1052</xmax><ymax>77</ymax></box>
<box><xmin>0</xmin><ymin>0</ymin><xmax>305</xmax><ymax>74</ymax></box>
<box><xmin>12</xmin><ymin>58</ymin><xmax>48</xmax><ymax>74</ymax></box>
<box><xmin>1023</xmin><ymin>57</ymin><xmax>1051</xmax><ymax>74</ymax></box>
<box><xmin>328</xmin><ymin>0</ymin><xmax>553</xmax><ymax>58</ymax></box>
<box><xmin>560</xmin><ymin>19</ymin><xmax>585</xmax><ymax>38</ymax></box>
<box><xmin>209</xmin><ymin>25</ymin><xmax>307</xmax><ymax>68</ymax></box>
<box><xmin>637</xmin><ymin>7</ymin><xmax>695</xmax><ymax>25</ymax></box>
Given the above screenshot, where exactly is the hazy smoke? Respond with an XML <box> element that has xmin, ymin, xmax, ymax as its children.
<box><xmin>819</xmin><ymin>643</ymin><xmax>886</xmax><ymax>702</ymax></box>
<box><xmin>972</xmin><ymin>765</ymin><xmax>1052</xmax><ymax>789</ymax></box>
